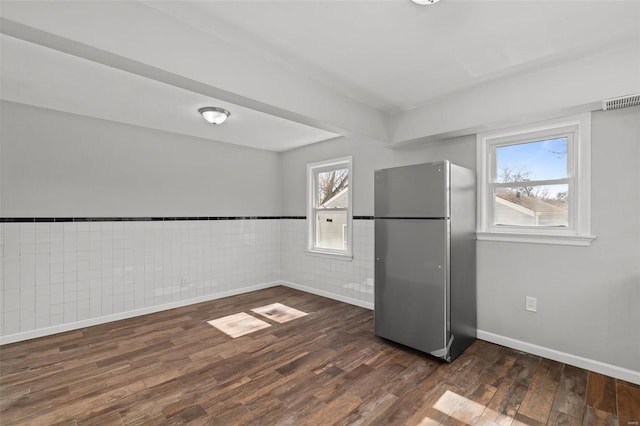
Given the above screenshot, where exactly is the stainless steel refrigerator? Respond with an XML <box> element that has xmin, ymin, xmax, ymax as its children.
<box><xmin>374</xmin><ymin>160</ymin><xmax>476</xmax><ymax>362</ymax></box>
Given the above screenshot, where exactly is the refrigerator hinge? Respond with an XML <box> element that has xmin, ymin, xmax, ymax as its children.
<box><xmin>430</xmin><ymin>334</ymin><xmax>454</xmax><ymax>361</ymax></box>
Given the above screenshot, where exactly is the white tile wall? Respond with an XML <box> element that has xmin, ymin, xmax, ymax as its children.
<box><xmin>0</xmin><ymin>218</ymin><xmax>374</xmax><ymax>339</ymax></box>
<box><xmin>280</xmin><ymin>219</ymin><xmax>374</xmax><ymax>306</ymax></box>
<box><xmin>0</xmin><ymin>220</ymin><xmax>280</xmax><ymax>337</ymax></box>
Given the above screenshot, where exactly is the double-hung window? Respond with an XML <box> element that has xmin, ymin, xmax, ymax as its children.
<box><xmin>306</xmin><ymin>156</ymin><xmax>353</xmax><ymax>257</ymax></box>
<box><xmin>477</xmin><ymin>113</ymin><xmax>595</xmax><ymax>246</ymax></box>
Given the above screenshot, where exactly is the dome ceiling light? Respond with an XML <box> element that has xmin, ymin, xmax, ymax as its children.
<box><xmin>412</xmin><ymin>0</ymin><xmax>441</xmax><ymax>5</ymax></box>
<box><xmin>198</xmin><ymin>107</ymin><xmax>230</xmax><ymax>125</ymax></box>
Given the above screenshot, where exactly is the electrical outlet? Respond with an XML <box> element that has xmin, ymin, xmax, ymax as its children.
<box><xmin>525</xmin><ymin>296</ymin><xmax>537</xmax><ymax>312</ymax></box>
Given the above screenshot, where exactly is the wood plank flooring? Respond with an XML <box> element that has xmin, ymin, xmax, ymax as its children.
<box><xmin>1</xmin><ymin>286</ymin><xmax>638</xmax><ymax>425</ymax></box>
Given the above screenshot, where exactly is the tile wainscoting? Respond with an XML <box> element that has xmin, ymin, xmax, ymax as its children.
<box><xmin>0</xmin><ymin>219</ymin><xmax>280</xmax><ymax>340</ymax></box>
<box><xmin>1</xmin><ymin>218</ymin><xmax>636</xmax><ymax>384</ymax></box>
<box><xmin>0</xmin><ymin>217</ymin><xmax>375</xmax><ymax>342</ymax></box>
<box><xmin>280</xmin><ymin>218</ymin><xmax>374</xmax><ymax>308</ymax></box>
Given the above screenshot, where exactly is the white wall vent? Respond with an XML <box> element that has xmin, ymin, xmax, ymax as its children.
<box><xmin>602</xmin><ymin>93</ymin><xmax>640</xmax><ymax>111</ymax></box>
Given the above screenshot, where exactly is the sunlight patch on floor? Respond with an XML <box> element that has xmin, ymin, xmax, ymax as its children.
<box><xmin>251</xmin><ymin>303</ymin><xmax>308</xmax><ymax>323</ymax></box>
<box><xmin>428</xmin><ymin>390</ymin><xmax>513</xmax><ymax>426</ymax></box>
<box><xmin>207</xmin><ymin>312</ymin><xmax>271</xmax><ymax>338</ymax></box>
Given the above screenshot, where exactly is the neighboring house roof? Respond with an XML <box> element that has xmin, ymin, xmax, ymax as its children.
<box><xmin>321</xmin><ymin>187</ymin><xmax>348</xmax><ymax>208</ymax></box>
<box><xmin>495</xmin><ymin>189</ymin><xmax>567</xmax><ymax>224</ymax></box>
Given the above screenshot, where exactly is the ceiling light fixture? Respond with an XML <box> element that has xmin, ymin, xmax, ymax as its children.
<box><xmin>198</xmin><ymin>107</ymin><xmax>230</xmax><ymax>125</ymax></box>
<box><xmin>411</xmin><ymin>0</ymin><xmax>441</xmax><ymax>5</ymax></box>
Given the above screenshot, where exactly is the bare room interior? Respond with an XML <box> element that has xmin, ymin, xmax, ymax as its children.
<box><xmin>0</xmin><ymin>0</ymin><xmax>639</xmax><ymax>424</ymax></box>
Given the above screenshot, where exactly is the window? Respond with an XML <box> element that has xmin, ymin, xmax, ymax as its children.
<box><xmin>307</xmin><ymin>156</ymin><xmax>353</xmax><ymax>257</ymax></box>
<box><xmin>477</xmin><ymin>113</ymin><xmax>595</xmax><ymax>246</ymax></box>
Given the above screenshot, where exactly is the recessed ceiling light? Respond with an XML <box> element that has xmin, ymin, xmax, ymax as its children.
<box><xmin>412</xmin><ymin>0</ymin><xmax>441</xmax><ymax>5</ymax></box>
<box><xmin>198</xmin><ymin>107</ymin><xmax>230</xmax><ymax>125</ymax></box>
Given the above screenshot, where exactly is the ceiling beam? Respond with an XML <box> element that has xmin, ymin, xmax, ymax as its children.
<box><xmin>0</xmin><ymin>1</ymin><xmax>390</xmax><ymax>143</ymax></box>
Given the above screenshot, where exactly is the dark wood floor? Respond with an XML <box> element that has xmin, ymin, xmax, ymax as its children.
<box><xmin>1</xmin><ymin>286</ymin><xmax>638</xmax><ymax>425</ymax></box>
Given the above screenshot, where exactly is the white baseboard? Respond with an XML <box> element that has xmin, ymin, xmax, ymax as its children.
<box><xmin>279</xmin><ymin>280</ymin><xmax>374</xmax><ymax>310</ymax></box>
<box><xmin>477</xmin><ymin>330</ymin><xmax>640</xmax><ymax>385</ymax></box>
<box><xmin>0</xmin><ymin>281</ymin><xmax>280</xmax><ymax>346</ymax></box>
<box><xmin>4</xmin><ymin>281</ymin><xmax>636</xmax><ymax>385</ymax></box>
<box><xmin>278</xmin><ymin>283</ymin><xmax>639</xmax><ymax>384</ymax></box>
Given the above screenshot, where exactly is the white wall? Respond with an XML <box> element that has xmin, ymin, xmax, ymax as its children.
<box><xmin>478</xmin><ymin>106</ymin><xmax>640</xmax><ymax>373</ymax></box>
<box><xmin>0</xmin><ymin>219</ymin><xmax>280</xmax><ymax>340</ymax></box>
<box><xmin>1</xmin><ymin>101</ymin><xmax>281</xmax><ymax>217</ymax></box>
<box><xmin>280</xmin><ymin>106</ymin><xmax>640</xmax><ymax>378</ymax></box>
<box><xmin>278</xmin><ymin>133</ymin><xmax>474</xmax><ymax>309</ymax></box>
<box><xmin>280</xmin><ymin>133</ymin><xmax>475</xmax><ymax>216</ymax></box>
<box><xmin>280</xmin><ymin>219</ymin><xmax>374</xmax><ymax>309</ymax></box>
<box><xmin>279</xmin><ymin>133</ymin><xmax>476</xmax><ymax>326</ymax></box>
<box><xmin>0</xmin><ymin>102</ymin><xmax>282</xmax><ymax>344</ymax></box>
<box><xmin>2</xmin><ymin>98</ymin><xmax>638</xmax><ymax>380</ymax></box>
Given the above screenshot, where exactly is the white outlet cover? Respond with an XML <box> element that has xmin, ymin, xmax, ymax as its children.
<box><xmin>525</xmin><ymin>296</ymin><xmax>537</xmax><ymax>312</ymax></box>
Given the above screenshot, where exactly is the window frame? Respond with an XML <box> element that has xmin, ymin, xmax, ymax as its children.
<box><xmin>476</xmin><ymin>113</ymin><xmax>595</xmax><ymax>246</ymax></box>
<box><xmin>306</xmin><ymin>156</ymin><xmax>353</xmax><ymax>258</ymax></box>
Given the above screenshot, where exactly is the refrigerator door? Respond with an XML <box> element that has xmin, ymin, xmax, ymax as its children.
<box><xmin>374</xmin><ymin>161</ymin><xmax>449</xmax><ymax>219</ymax></box>
<box><xmin>374</xmin><ymin>218</ymin><xmax>450</xmax><ymax>356</ymax></box>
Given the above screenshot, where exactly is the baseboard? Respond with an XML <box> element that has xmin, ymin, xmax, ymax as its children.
<box><xmin>0</xmin><ymin>281</ymin><xmax>280</xmax><ymax>346</ymax></box>
<box><xmin>5</xmin><ymin>282</ymin><xmax>636</xmax><ymax>385</ymax></box>
<box><xmin>279</xmin><ymin>280</ymin><xmax>374</xmax><ymax>310</ymax></box>
<box><xmin>477</xmin><ymin>330</ymin><xmax>640</xmax><ymax>385</ymax></box>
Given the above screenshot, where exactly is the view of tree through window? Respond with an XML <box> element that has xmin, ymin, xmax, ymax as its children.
<box><xmin>317</xmin><ymin>168</ymin><xmax>349</xmax><ymax>206</ymax></box>
<box><xmin>493</xmin><ymin>137</ymin><xmax>569</xmax><ymax>227</ymax></box>
<box><xmin>314</xmin><ymin>167</ymin><xmax>349</xmax><ymax>251</ymax></box>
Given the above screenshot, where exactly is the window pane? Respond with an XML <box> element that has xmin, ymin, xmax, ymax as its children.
<box><xmin>494</xmin><ymin>185</ymin><xmax>568</xmax><ymax>227</ymax></box>
<box><xmin>316</xmin><ymin>168</ymin><xmax>349</xmax><ymax>208</ymax></box>
<box><xmin>496</xmin><ymin>137</ymin><xmax>568</xmax><ymax>182</ymax></box>
<box><xmin>316</xmin><ymin>210</ymin><xmax>348</xmax><ymax>250</ymax></box>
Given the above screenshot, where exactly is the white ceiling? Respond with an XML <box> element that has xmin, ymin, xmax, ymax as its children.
<box><xmin>1</xmin><ymin>0</ymin><xmax>639</xmax><ymax>151</ymax></box>
<box><xmin>144</xmin><ymin>0</ymin><xmax>640</xmax><ymax>112</ymax></box>
<box><xmin>0</xmin><ymin>35</ymin><xmax>340</xmax><ymax>152</ymax></box>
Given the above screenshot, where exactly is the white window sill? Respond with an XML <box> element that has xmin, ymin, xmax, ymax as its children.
<box><xmin>305</xmin><ymin>249</ymin><xmax>354</xmax><ymax>261</ymax></box>
<box><xmin>476</xmin><ymin>232</ymin><xmax>596</xmax><ymax>247</ymax></box>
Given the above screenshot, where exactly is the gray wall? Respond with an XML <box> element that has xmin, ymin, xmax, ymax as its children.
<box><xmin>280</xmin><ymin>133</ymin><xmax>475</xmax><ymax>216</ymax></box>
<box><xmin>281</xmin><ymin>106</ymin><xmax>640</xmax><ymax>372</ymax></box>
<box><xmin>478</xmin><ymin>106</ymin><xmax>640</xmax><ymax>371</ymax></box>
<box><xmin>1</xmin><ymin>101</ymin><xmax>281</xmax><ymax>217</ymax></box>
<box><xmin>3</xmin><ymin>99</ymin><xmax>638</xmax><ymax>372</ymax></box>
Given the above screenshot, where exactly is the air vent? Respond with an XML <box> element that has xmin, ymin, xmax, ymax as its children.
<box><xmin>602</xmin><ymin>93</ymin><xmax>640</xmax><ymax>111</ymax></box>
